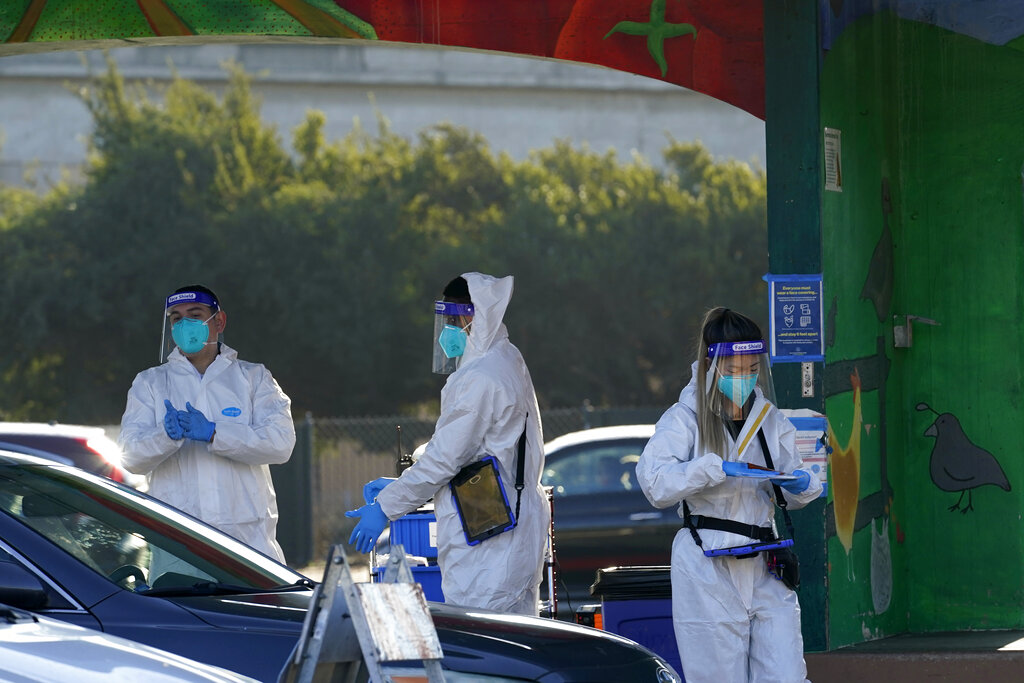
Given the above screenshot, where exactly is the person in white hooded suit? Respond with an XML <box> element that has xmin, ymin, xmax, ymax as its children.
<box><xmin>348</xmin><ymin>272</ymin><xmax>549</xmax><ymax>615</ymax></box>
<box><xmin>637</xmin><ymin>307</ymin><xmax>821</xmax><ymax>683</ymax></box>
<box><xmin>119</xmin><ymin>285</ymin><xmax>295</xmax><ymax>563</ymax></box>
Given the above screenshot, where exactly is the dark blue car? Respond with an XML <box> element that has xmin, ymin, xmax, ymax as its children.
<box><xmin>0</xmin><ymin>450</ymin><xmax>680</xmax><ymax>683</ymax></box>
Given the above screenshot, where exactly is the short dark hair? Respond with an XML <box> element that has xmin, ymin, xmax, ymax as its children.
<box><xmin>442</xmin><ymin>276</ymin><xmax>471</xmax><ymax>304</ymax></box>
<box><xmin>174</xmin><ymin>284</ymin><xmax>220</xmax><ymax>312</ymax></box>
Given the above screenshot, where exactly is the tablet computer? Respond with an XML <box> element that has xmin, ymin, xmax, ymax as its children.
<box><xmin>449</xmin><ymin>455</ymin><xmax>517</xmax><ymax>546</ymax></box>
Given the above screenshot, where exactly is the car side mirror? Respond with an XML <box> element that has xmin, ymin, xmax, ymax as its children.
<box><xmin>0</xmin><ymin>561</ymin><xmax>49</xmax><ymax>610</ymax></box>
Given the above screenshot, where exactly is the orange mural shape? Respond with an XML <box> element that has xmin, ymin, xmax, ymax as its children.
<box><xmin>829</xmin><ymin>368</ymin><xmax>862</xmax><ymax>554</ymax></box>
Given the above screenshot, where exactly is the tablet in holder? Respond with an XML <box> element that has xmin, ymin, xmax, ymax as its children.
<box><xmin>703</xmin><ymin>538</ymin><xmax>794</xmax><ymax>558</ymax></box>
<box><xmin>449</xmin><ymin>455</ymin><xmax>517</xmax><ymax>546</ymax></box>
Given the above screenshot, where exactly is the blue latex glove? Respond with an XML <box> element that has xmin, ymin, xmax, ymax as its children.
<box><xmin>362</xmin><ymin>477</ymin><xmax>397</xmax><ymax>504</ymax></box>
<box><xmin>722</xmin><ymin>461</ymin><xmax>748</xmax><ymax>476</ymax></box>
<box><xmin>773</xmin><ymin>469</ymin><xmax>811</xmax><ymax>494</ymax></box>
<box><xmin>346</xmin><ymin>501</ymin><xmax>389</xmax><ymax>554</ymax></box>
<box><xmin>180</xmin><ymin>402</ymin><xmax>216</xmax><ymax>442</ymax></box>
<box><xmin>163</xmin><ymin>400</ymin><xmax>184</xmax><ymax>440</ymax></box>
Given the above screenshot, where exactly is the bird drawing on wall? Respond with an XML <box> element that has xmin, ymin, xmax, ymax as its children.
<box><xmin>916</xmin><ymin>402</ymin><xmax>1011</xmax><ymax>513</ymax></box>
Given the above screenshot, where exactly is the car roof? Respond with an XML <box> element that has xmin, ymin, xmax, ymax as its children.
<box><xmin>0</xmin><ymin>603</ymin><xmax>259</xmax><ymax>682</ymax></box>
<box><xmin>0</xmin><ymin>421</ymin><xmax>105</xmax><ymax>436</ymax></box>
<box><xmin>544</xmin><ymin>424</ymin><xmax>655</xmax><ymax>453</ymax></box>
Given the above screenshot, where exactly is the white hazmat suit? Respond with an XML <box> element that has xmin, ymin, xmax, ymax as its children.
<box><xmin>376</xmin><ymin>272</ymin><xmax>550</xmax><ymax>614</ymax></box>
<box><xmin>119</xmin><ymin>344</ymin><xmax>295</xmax><ymax>562</ymax></box>
<box><xmin>636</xmin><ymin>365</ymin><xmax>821</xmax><ymax>683</ymax></box>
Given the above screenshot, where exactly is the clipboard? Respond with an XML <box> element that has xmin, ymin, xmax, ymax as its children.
<box><xmin>703</xmin><ymin>538</ymin><xmax>794</xmax><ymax>558</ymax></box>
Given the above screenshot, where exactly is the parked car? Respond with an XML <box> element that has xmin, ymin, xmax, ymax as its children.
<box><xmin>0</xmin><ymin>422</ymin><xmax>144</xmax><ymax>489</ymax></box>
<box><xmin>0</xmin><ymin>601</ymin><xmax>259</xmax><ymax>682</ymax></box>
<box><xmin>0</xmin><ymin>450</ymin><xmax>681</xmax><ymax>683</ymax></box>
<box><xmin>542</xmin><ymin>425</ymin><xmax>676</xmax><ymax>615</ymax></box>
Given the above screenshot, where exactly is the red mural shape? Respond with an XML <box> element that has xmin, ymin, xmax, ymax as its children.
<box><xmin>335</xmin><ymin>0</ymin><xmax>765</xmax><ymax>119</ymax></box>
<box><xmin>337</xmin><ymin>0</ymin><xmax>577</xmax><ymax>56</ymax></box>
<box><xmin>554</xmin><ymin>0</ymin><xmax>699</xmax><ymax>88</ymax></box>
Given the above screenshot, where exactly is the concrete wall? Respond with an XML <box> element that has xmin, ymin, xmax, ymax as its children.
<box><xmin>0</xmin><ymin>43</ymin><xmax>765</xmax><ymax>189</ymax></box>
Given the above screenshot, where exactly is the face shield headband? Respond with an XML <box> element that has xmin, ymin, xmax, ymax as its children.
<box><xmin>433</xmin><ymin>300</ymin><xmax>475</xmax><ymax>374</ymax></box>
<box><xmin>160</xmin><ymin>291</ymin><xmax>221</xmax><ymax>362</ymax></box>
<box><xmin>705</xmin><ymin>339</ymin><xmax>776</xmax><ymax>416</ymax></box>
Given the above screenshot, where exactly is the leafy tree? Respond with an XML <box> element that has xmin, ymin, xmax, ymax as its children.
<box><xmin>0</xmin><ymin>58</ymin><xmax>766</xmax><ymax>423</ymax></box>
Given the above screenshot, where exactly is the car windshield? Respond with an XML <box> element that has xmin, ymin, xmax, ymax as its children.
<box><xmin>542</xmin><ymin>440</ymin><xmax>646</xmax><ymax>497</ymax></box>
<box><xmin>0</xmin><ymin>462</ymin><xmax>304</xmax><ymax>592</ymax></box>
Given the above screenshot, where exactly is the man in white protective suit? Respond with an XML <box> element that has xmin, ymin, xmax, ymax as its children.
<box><xmin>347</xmin><ymin>272</ymin><xmax>550</xmax><ymax>615</ymax></box>
<box><xmin>636</xmin><ymin>307</ymin><xmax>821</xmax><ymax>683</ymax></box>
<box><xmin>119</xmin><ymin>284</ymin><xmax>295</xmax><ymax>562</ymax></box>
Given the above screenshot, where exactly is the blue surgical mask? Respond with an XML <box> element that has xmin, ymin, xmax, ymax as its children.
<box><xmin>171</xmin><ymin>313</ymin><xmax>216</xmax><ymax>355</ymax></box>
<box><xmin>438</xmin><ymin>324</ymin><xmax>469</xmax><ymax>359</ymax></box>
<box><xmin>717</xmin><ymin>373</ymin><xmax>758</xmax><ymax>406</ymax></box>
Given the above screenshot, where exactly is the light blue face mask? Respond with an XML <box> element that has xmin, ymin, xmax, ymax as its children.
<box><xmin>171</xmin><ymin>313</ymin><xmax>215</xmax><ymax>355</ymax></box>
<box><xmin>438</xmin><ymin>324</ymin><xmax>469</xmax><ymax>359</ymax></box>
<box><xmin>717</xmin><ymin>373</ymin><xmax>758</xmax><ymax>407</ymax></box>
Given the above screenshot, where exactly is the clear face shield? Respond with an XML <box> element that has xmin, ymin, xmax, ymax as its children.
<box><xmin>705</xmin><ymin>340</ymin><xmax>777</xmax><ymax>419</ymax></box>
<box><xmin>432</xmin><ymin>300</ymin><xmax>474</xmax><ymax>374</ymax></box>
<box><xmin>159</xmin><ymin>290</ymin><xmax>221</xmax><ymax>362</ymax></box>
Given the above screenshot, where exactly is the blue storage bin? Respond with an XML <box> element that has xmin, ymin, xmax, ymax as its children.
<box><xmin>372</xmin><ymin>564</ymin><xmax>445</xmax><ymax>603</ymax></box>
<box><xmin>590</xmin><ymin>566</ymin><xmax>682</xmax><ymax>679</ymax></box>
<box><xmin>391</xmin><ymin>509</ymin><xmax>437</xmax><ymax>559</ymax></box>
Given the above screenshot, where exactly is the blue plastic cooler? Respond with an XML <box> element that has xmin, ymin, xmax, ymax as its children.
<box><xmin>371</xmin><ymin>506</ymin><xmax>444</xmax><ymax>602</ymax></box>
<box><xmin>590</xmin><ymin>566</ymin><xmax>682</xmax><ymax>679</ymax></box>
<box><xmin>371</xmin><ymin>564</ymin><xmax>445</xmax><ymax>602</ymax></box>
<box><xmin>390</xmin><ymin>508</ymin><xmax>438</xmax><ymax>559</ymax></box>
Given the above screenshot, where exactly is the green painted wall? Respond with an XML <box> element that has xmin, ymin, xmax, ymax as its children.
<box><xmin>821</xmin><ymin>11</ymin><xmax>1024</xmax><ymax>647</ymax></box>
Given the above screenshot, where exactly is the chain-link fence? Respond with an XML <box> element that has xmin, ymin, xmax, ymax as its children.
<box><xmin>273</xmin><ymin>404</ymin><xmax>665</xmax><ymax>568</ymax></box>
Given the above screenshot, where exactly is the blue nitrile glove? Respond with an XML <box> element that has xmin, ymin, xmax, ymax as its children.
<box><xmin>346</xmin><ymin>501</ymin><xmax>389</xmax><ymax>554</ymax></box>
<box><xmin>722</xmin><ymin>461</ymin><xmax>748</xmax><ymax>476</ymax></box>
<box><xmin>163</xmin><ymin>400</ymin><xmax>184</xmax><ymax>440</ymax></box>
<box><xmin>180</xmin><ymin>402</ymin><xmax>216</xmax><ymax>442</ymax></box>
<box><xmin>362</xmin><ymin>477</ymin><xmax>397</xmax><ymax>504</ymax></box>
<box><xmin>773</xmin><ymin>469</ymin><xmax>811</xmax><ymax>494</ymax></box>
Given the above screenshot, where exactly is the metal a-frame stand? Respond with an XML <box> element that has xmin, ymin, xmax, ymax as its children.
<box><xmin>279</xmin><ymin>544</ymin><xmax>445</xmax><ymax>683</ymax></box>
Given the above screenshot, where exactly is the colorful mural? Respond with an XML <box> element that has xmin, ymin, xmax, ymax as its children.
<box><xmin>0</xmin><ymin>0</ymin><xmax>768</xmax><ymax>118</ymax></box>
<box><xmin>821</xmin><ymin>0</ymin><xmax>1024</xmax><ymax>646</ymax></box>
<box><xmin>2</xmin><ymin>0</ymin><xmax>1023</xmax><ymax>654</ymax></box>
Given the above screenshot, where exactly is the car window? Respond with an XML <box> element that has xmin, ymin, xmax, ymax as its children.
<box><xmin>0</xmin><ymin>465</ymin><xmax>302</xmax><ymax>592</ymax></box>
<box><xmin>542</xmin><ymin>440</ymin><xmax>647</xmax><ymax>498</ymax></box>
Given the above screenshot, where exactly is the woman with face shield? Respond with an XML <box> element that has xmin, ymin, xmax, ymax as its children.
<box><xmin>636</xmin><ymin>307</ymin><xmax>822</xmax><ymax>683</ymax></box>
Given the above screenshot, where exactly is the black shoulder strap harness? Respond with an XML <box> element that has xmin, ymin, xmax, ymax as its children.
<box><xmin>682</xmin><ymin>428</ymin><xmax>796</xmax><ymax>554</ymax></box>
<box><xmin>513</xmin><ymin>414</ymin><xmax>527</xmax><ymax>521</ymax></box>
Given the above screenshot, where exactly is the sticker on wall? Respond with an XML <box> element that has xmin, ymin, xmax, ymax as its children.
<box><xmin>824</xmin><ymin>127</ymin><xmax>842</xmax><ymax>192</ymax></box>
<box><xmin>764</xmin><ymin>273</ymin><xmax>825</xmax><ymax>362</ymax></box>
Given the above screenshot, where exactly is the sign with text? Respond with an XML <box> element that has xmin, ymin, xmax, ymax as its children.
<box><xmin>764</xmin><ymin>273</ymin><xmax>824</xmax><ymax>362</ymax></box>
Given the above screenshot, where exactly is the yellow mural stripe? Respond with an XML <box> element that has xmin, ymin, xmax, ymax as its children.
<box><xmin>8</xmin><ymin>0</ymin><xmax>47</xmax><ymax>43</ymax></box>
<box><xmin>737</xmin><ymin>403</ymin><xmax>772</xmax><ymax>457</ymax></box>
<box><xmin>268</xmin><ymin>0</ymin><xmax>362</xmax><ymax>38</ymax></box>
<box><xmin>136</xmin><ymin>0</ymin><xmax>192</xmax><ymax>36</ymax></box>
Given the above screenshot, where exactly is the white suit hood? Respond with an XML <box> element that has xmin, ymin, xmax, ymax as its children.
<box><xmin>461</xmin><ymin>272</ymin><xmax>513</xmax><ymax>362</ymax></box>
